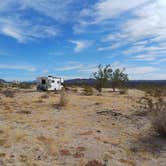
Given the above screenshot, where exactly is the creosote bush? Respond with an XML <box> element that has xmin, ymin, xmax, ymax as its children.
<box><xmin>139</xmin><ymin>92</ymin><xmax>166</xmax><ymax>136</ymax></box>
<box><xmin>83</xmin><ymin>85</ymin><xmax>93</xmax><ymax>96</ymax></box>
<box><xmin>119</xmin><ymin>88</ymin><xmax>127</xmax><ymax>95</ymax></box>
<box><xmin>138</xmin><ymin>84</ymin><xmax>166</xmax><ymax>97</ymax></box>
<box><xmin>150</xmin><ymin>98</ymin><xmax>166</xmax><ymax>136</ymax></box>
<box><xmin>18</xmin><ymin>83</ymin><xmax>32</xmax><ymax>89</ymax></box>
<box><xmin>41</xmin><ymin>94</ymin><xmax>49</xmax><ymax>99</ymax></box>
<box><xmin>2</xmin><ymin>89</ymin><xmax>15</xmax><ymax>98</ymax></box>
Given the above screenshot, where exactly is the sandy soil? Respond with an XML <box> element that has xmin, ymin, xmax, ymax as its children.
<box><xmin>0</xmin><ymin>87</ymin><xmax>166</xmax><ymax>166</ymax></box>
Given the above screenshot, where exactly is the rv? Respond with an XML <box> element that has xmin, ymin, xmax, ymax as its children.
<box><xmin>37</xmin><ymin>76</ymin><xmax>64</xmax><ymax>91</ymax></box>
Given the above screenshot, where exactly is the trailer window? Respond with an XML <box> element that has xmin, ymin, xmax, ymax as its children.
<box><xmin>42</xmin><ymin>79</ymin><xmax>46</xmax><ymax>84</ymax></box>
<box><xmin>52</xmin><ymin>80</ymin><xmax>55</xmax><ymax>83</ymax></box>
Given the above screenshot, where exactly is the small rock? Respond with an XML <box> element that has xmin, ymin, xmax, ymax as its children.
<box><xmin>76</xmin><ymin>146</ymin><xmax>86</xmax><ymax>152</ymax></box>
<box><xmin>37</xmin><ymin>155</ymin><xmax>41</xmax><ymax>160</ymax></box>
<box><xmin>73</xmin><ymin>152</ymin><xmax>84</xmax><ymax>158</ymax></box>
<box><xmin>79</xmin><ymin>131</ymin><xmax>93</xmax><ymax>136</ymax></box>
<box><xmin>85</xmin><ymin>160</ymin><xmax>104</xmax><ymax>166</ymax></box>
<box><xmin>59</xmin><ymin>149</ymin><xmax>71</xmax><ymax>156</ymax></box>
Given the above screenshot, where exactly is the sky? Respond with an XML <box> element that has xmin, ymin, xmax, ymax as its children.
<box><xmin>0</xmin><ymin>0</ymin><xmax>166</xmax><ymax>81</ymax></box>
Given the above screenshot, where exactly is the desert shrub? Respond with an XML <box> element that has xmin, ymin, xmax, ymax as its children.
<box><xmin>58</xmin><ymin>89</ymin><xmax>68</xmax><ymax>107</ymax></box>
<box><xmin>18</xmin><ymin>83</ymin><xmax>32</xmax><ymax>89</ymax></box>
<box><xmin>150</xmin><ymin>99</ymin><xmax>166</xmax><ymax>135</ymax></box>
<box><xmin>138</xmin><ymin>84</ymin><xmax>166</xmax><ymax>97</ymax></box>
<box><xmin>119</xmin><ymin>88</ymin><xmax>127</xmax><ymax>95</ymax></box>
<box><xmin>111</xmin><ymin>68</ymin><xmax>128</xmax><ymax>92</ymax></box>
<box><xmin>139</xmin><ymin>94</ymin><xmax>166</xmax><ymax>136</ymax></box>
<box><xmin>83</xmin><ymin>85</ymin><xmax>93</xmax><ymax>96</ymax></box>
<box><xmin>41</xmin><ymin>94</ymin><xmax>49</xmax><ymax>99</ymax></box>
<box><xmin>2</xmin><ymin>89</ymin><xmax>15</xmax><ymax>98</ymax></box>
<box><xmin>0</xmin><ymin>84</ymin><xmax>4</xmax><ymax>89</ymax></box>
<box><xmin>93</xmin><ymin>64</ymin><xmax>112</xmax><ymax>92</ymax></box>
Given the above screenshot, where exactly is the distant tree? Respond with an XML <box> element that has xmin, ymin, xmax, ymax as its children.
<box><xmin>111</xmin><ymin>68</ymin><xmax>128</xmax><ymax>92</ymax></box>
<box><xmin>93</xmin><ymin>64</ymin><xmax>112</xmax><ymax>92</ymax></box>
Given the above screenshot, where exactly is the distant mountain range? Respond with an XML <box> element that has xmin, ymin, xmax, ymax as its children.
<box><xmin>0</xmin><ymin>79</ymin><xmax>6</xmax><ymax>84</ymax></box>
<box><xmin>0</xmin><ymin>78</ymin><xmax>166</xmax><ymax>87</ymax></box>
<box><xmin>64</xmin><ymin>79</ymin><xmax>166</xmax><ymax>87</ymax></box>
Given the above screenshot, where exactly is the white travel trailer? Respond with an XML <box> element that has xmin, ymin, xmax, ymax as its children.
<box><xmin>37</xmin><ymin>76</ymin><xmax>64</xmax><ymax>91</ymax></box>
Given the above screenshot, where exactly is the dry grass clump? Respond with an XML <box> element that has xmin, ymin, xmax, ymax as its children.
<box><xmin>150</xmin><ymin>98</ymin><xmax>166</xmax><ymax>136</ymax></box>
<box><xmin>83</xmin><ymin>85</ymin><xmax>93</xmax><ymax>96</ymax></box>
<box><xmin>1</xmin><ymin>89</ymin><xmax>15</xmax><ymax>97</ymax></box>
<box><xmin>17</xmin><ymin>82</ymin><xmax>32</xmax><ymax>89</ymax></box>
<box><xmin>119</xmin><ymin>88</ymin><xmax>127</xmax><ymax>95</ymax></box>
<box><xmin>41</xmin><ymin>94</ymin><xmax>49</xmax><ymax>99</ymax></box>
<box><xmin>58</xmin><ymin>89</ymin><xmax>68</xmax><ymax>107</ymax></box>
<box><xmin>138</xmin><ymin>84</ymin><xmax>166</xmax><ymax>97</ymax></box>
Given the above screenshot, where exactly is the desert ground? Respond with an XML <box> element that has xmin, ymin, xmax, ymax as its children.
<box><xmin>0</xmin><ymin>86</ymin><xmax>166</xmax><ymax>166</ymax></box>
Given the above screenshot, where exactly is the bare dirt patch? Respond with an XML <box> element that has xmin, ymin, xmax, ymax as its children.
<box><xmin>0</xmin><ymin>87</ymin><xmax>165</xmax><ymax>165</ymax></box>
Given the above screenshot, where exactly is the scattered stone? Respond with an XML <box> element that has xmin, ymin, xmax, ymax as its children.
<box><xmin>96</xmin><ymin>130</ymin><xmax>101</xmax><ymax>133</ymax></box>
<box><xmin>103</xmin><ymin>140</ymin><xmax>109</xmax><ymax>144</ymax></box>
<box><xmin>119</xmin><ymin>159</ymin><xmax>135</xmax><ymax>166</ymax></box>
<box><xmin>0</xmin><ymin>160</ymin><xmax>4</xmax><ymax>166</ymax></box>
<box><xmin>10</xmin><ymin>155</ymin><xmax>15</xmax><ymax>158</ymax></box>
<box><xmin>37</xmin><ymin>155</ymin><xmax>41</xmax><ymax>160</ymax></box>
<box><xmin>59</xmin><ymin>149</ymin><xmax>71</xmax><ymax>156</ymax></box>
<box><xmin>18</xmin><ymin>110</ymin><xmax>31</xmax><ymax>114</ymax></box>
<box><xmin>76</xmin><ymin>146</ymin><xmax>86</xmax><ymax>152</ymax></box>
<box><xmin>79</xmin><ymin>131</ymin><xmax>93</xmax><ymax>136</ymax></box>
<box><xmin>79</xmin><ymin>159</ymin><xmax>87</xmax><ymax>166</ymax></box>
<box><xmin>20</xmin><ymin>155</ymin><xmax>28</xmax><ymax>162</ymax></box>
<box><xmin>73</xmin><ymin>152</ymin><xmax>84</xmax><ymax>158</ymax></box>
<box><xmin>96</xmin><ymin>110</ymin><xmax>122</xmax><ymax>117</ymax></box>
<box><xmin>85</xmin><ymin>160</ymin><xmax>104</xmax><ymax>166</ymax></box>
<box><xmin>94</xmin><ymin>102</ymin><xmax>101</xmax><ymax>105</ymax></box>
<box><xmin>0</xmin><ymin>153</ymin><xmax>6</xmax><ymax>157</ymax></box>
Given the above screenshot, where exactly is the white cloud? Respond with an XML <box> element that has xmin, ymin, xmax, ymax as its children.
<box><xmin>135</xmin><ymin>54</ymin><xmax>156</xmax><ymax>61</ymax></box>
<box><xmin>70</xmin><ymin>40</ymin><xmax>91</xmax><ymax>53</ymax></box>
<box><xmin>79</xmin><ymin>0</ymin><xmax>151</xmax><ymax>24</ymax></box>
<box><xmin>123</xmin><ymin>0</ymin><xmax>166</xmax><ymax>42</ymax></box>
<box><xmin>54</xmin><ymin>62</ymin><xmax>97</xmax><ymax>74</ymax></box>
<box><xmin>101</xmin><ymin>0</ymin><xmax>166</xmax><ymax>48</ymax></box>
<box><xmin>0</xmin><ymin>0</ymin><xmax>75</xmax><ymax>42</ymax></box>
<box><xmin>0</xmin><ymin>64</ymin><xmax>36</xmax><ymax>71</ymax></box>
<box><xmin>152</xmin><ymin>58</ymin><xmax>166</xmax><ymax>64</ymax></box>
<box><xmin>93</xmin><ymin>0</ymin><xmax>151</xmax><ymax>21</ymax></box>
<box><xmin>20</xmin><ymin>0</ymin><xmax>74</xmax><ymax>21</ymax></box>
<box><xmin>98</xmin><ymin>43</ymin><xmax>123</xmax><ymax>51</ymax></box>
<box><xmin>127</xmin><ymin>66</ymin><xmax>157</xmax><ymax>74</ymax></box>
<box><xmin>55</xmin><ymin>64</ymin><xmax>84</xmax><ymax>71</ymax></box>
<box><xmin>78</xmin><ymin>0</ymin><xmax>166</xmax><ymax>68</ymax></box>
<box><xmin>0</xmin><ymin>0</ymin><xmax>73</xmax><ymax>21</ymax></box>
<box><xmin>0</xmin><ymin>17</ymin><xmax>58</xmax><ymax>43</ymax></box>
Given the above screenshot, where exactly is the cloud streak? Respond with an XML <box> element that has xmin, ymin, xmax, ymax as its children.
<box><xmin>70</xmin><ymin>40</ymin><xmax>91</xmax><ymax>53</ymax></box>
<box><xmin>0</xmin><ymin>0</ymin><xmax>75</xmax><ymax>42</ymax></box>
<box><xmin>0</xmin><ymin>64</ymin><xmax>36</xmax><ymax>71</ymax></box>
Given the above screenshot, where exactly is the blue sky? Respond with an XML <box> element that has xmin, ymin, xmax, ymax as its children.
<box><xmin>0</xmin><ymin>0</ymin><xmax>166</xmax><ymax>81</ymax></box>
